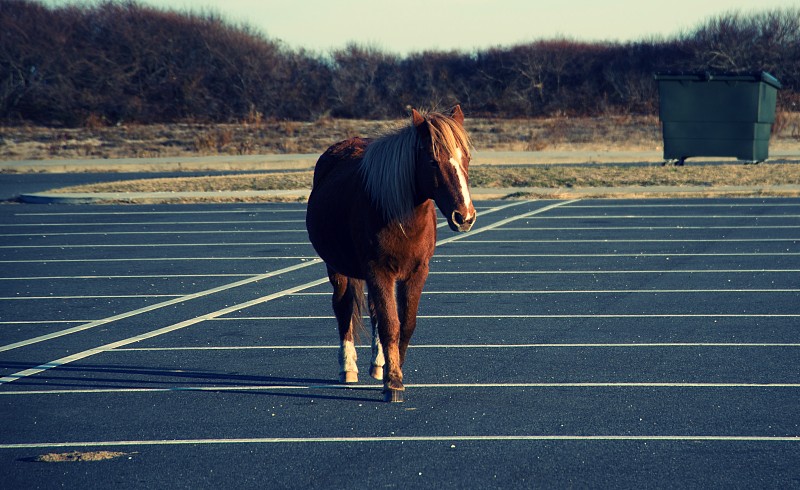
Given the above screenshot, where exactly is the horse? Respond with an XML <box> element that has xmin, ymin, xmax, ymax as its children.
<box><xmin>305</xmin><ymin>106</ymin><xmax>476</xmax><ymax>402</ymax></box>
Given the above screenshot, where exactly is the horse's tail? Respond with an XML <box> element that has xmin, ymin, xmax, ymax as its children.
<box><xmin>349</xmin><ymin>278</ymin><xmax>367</xmax><ymax>342</ymax></box>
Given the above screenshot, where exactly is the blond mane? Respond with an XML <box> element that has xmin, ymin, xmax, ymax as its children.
<box><xmin>358</xmin><ymin>110</ymin><xmax>471</xmax><ymax>223</ymax></box>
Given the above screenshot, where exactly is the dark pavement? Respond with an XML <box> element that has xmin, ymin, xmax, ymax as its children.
<box><xmin>1</xmin><ymin>198</ymin><xmax>799</xmax><ymax>488</ymax></box>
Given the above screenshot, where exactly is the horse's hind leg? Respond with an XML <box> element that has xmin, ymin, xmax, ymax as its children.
<box><xmin>368</xmin><ymin>295</ymin><xmax>385</xmax><ymax>380</ymax></box>
<box><xmin>328</xmin><ymin>268</ymin><xmax>362</xmax><ymax>384</ymax></box>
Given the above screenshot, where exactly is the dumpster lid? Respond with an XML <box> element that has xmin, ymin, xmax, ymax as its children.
<box><xmin>654</xmin><ymin>71</ymin><xmax>781</xmax><ymax>89</ymax></box>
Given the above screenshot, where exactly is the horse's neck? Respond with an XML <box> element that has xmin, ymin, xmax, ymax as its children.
<box><xmin>396</xmin><ymin>200</ymin><xmax>436</xmax><ymax>234</ymax></box>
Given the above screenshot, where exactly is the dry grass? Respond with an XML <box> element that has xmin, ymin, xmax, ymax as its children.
<box><xmin>466</xmin><ymin>115</ymin><xmax>665</xmax><ymax>152</ymax></box>
<box><xmin>470</xmin><ymin>163</ymin><xmax>800</xmax><ymax>188</ymax></box>
<box><xmin>33</xmin><ymin>451</ymin><xmax>131</xmax><ymax>463</ymax></box>
<box><xmin>52</xmin><ymin>164</ymin><xmax>800</xmax><ymax>196</ymax></box>
<box><xmin>4</xmin><ymin>113</ymin><xmax>798</xmax><ymax>162</ymax></box>
<box><xmin>0</xmin><ymin>118</ymin><xmax>401</xmax><ymax>161</ymax></box>
<box><xmin>54</xmin><ymin>172</ymin><xmax>314</xmax><ymax>193</ymax></box>
<box><xmin>7</xmin><ymin>114</ymin><xmax>800</xmax><ymax>201</ymax></box>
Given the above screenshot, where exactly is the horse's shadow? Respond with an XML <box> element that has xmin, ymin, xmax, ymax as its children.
<box><xmin>0</xmin><ymin>361</ymin><xmax>383</xmax><ymax>403</ymax></box>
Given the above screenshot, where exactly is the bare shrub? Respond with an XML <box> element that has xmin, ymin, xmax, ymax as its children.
<box><xmin>193</xmin><ymin>128</ymin><xmax>233</xmax><ymax>153</ymax></box>
<box><xmin>1</xmin><ymin>1</ymin><xmax>797</xmax><ymax>124</ymax></box>
<box><xmin>773</xmin><ymin>111</ymin><xmax>800</xmax><ymax>141</ymax></box>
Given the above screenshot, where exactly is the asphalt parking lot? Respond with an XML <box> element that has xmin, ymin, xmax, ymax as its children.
<box><xmin>1</xmin><ymin>198</ymin><xmax>799</xmax><ymax>488</ymax></box>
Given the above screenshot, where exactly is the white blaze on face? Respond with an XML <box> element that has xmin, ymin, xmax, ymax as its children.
<box><xmin>448</xmin><ymin>147</ymin><xmax>472</xmax><ymax>213</ymax></box>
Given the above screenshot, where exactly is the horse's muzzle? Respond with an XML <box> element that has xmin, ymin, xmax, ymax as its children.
<box><xmin>450</xmin><ymin>209</ymin><xmax>476</xmax><ymax>232</ymax></box>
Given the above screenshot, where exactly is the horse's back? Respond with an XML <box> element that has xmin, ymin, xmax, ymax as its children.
<box><xmin>311</xmin><ymin>137</ymin><xmax>369</xmax><ymax>188</ymax></box>
<box><xmin>306</xmin><ymin>138</ymin><xmax>371</xmax><ymax>278</ymax></box>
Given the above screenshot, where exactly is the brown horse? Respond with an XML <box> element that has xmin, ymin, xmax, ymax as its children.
<box><xmin>305</xmin><ymin>106</ymin><xmax>475</xmax><ymax>402</ymax></box>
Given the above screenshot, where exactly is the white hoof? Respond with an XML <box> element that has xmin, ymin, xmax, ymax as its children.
<box><xmin>369</xmin><ymin>365</ymin><xmax>384</xmax><ymax>381</ymax></box>
<box><xmin>340</xmin><ymin>371</ymin><xmax>358</xmax><ymax>384</ymax></box>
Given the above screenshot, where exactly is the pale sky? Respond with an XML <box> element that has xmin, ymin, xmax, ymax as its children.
<box><xmin>44</xmin><ymin>0</ymin><xmax>798</xmax><ymax>55</ymax></box>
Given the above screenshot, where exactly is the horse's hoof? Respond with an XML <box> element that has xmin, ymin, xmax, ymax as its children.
<box><xmin>383</xmin><ymin>389</ymin><xmax>405</xmax><ymax>403</ymax></box>
<box><xmin>370</xmin><ymin>365</ymin><xmax>384</xmax><ymax>381</ymax></box>
<box><xmin>340</xmin><ymin>371</ymin><xmax>358</xmax><ymax>384</ymax></box>
<box><xmin>383</xmin><ymin>387</ymin><xmax>406</xmax><ymax>403</ymax></box>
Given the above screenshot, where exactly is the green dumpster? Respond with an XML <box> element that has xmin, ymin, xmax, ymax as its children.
<box><xmin>654</xmin><ymin>72</ymin><xmax>781</xmax><ymax>165</ymax></box>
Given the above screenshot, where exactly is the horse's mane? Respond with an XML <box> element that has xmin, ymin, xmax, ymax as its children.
<box><xmin>359</xmin><ymin>110</ymin><xmax>471</xmax><ymax>223</ymax></box>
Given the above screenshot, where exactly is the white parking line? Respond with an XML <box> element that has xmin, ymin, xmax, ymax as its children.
<box><xmin>450</xmin><ymin>238</ymin><xmax>800</xmax><ymax>243</ymax></box>
<box><xmin>0</xmin><ymin>201</ymin><xmax>576</xmax><ymax>384</ymax></box>
<box><xmin>431</xmin><ymin>288</ymin><xmax>800</xmax><ymax>294</ymax></box>
<box><xmin>112</xmin><ymin>342</ymin><xmax>800</xmax><ymax>351</ymax></box>
<box><xmin>3</xmin><ymin>270</ymin><xmax>798</xmax><ymax>280</ymax></box>
<box><xmin>15</xmin><ymin>210</ymin><xmax>306</xmax><ymax>216</ymax></box>
<box><xmin>3</xmin><ymin>199</ymin><xmax>799</xmax><ymax>465</ymax></box>
<box><xmin>2</xmin><ymin>242</ymin><xmax>310</xmax><ymax>249</ymax></box>
<box><xmin>0</xmin><ymin>203</ymin><xmax>536</xmax><ymax>266</ymax></box>
<box><xmin>288</xmin><ymin>289</ymin><xmax>800</xmax><ymax>296</ymax></box>
<box><xmin>213</xmin><ymin>313</ymin><xmax>800</xmax><ymax>320</ymax></box>
<box><xmin>0</xmin><ymin>320</ymin><xmax>91</xmax><ymax>325</ymax></box>
<box><xmin>494</xmin><ymin>226</ymin><xmax>800</xmax><ymax>231</ymax></box>
<box><xmin>0</xmin><ymin>276</ymin><xmax>329</xmax><ymax>384</ymax></box>
<box><xmin>2</xmin><ymin>220</ymin><xmax>306</xmax><ymax>227</ymax></box>
<box><xmin>2</xmin><ymin>434</ymin><xmax>798</xmax><ymax>450</ymax></box>
<box><xmin>436</xmin><ymin>200</ymin><xmax>528</xmax><ymax>229</ymax></box>
<box><xmin>0</xmin><ymin>229</ymin><xmax>307</xmax><ymax>238</ymax></box>
<box><xmin>436</xmin><ymin>200</ymin><xmax>581</xmax><ymax>246</ymax></box>
<box><xmin>22</xmin><ymin>237</ymin><xmax>793</xmax><ymax>249</ymax></box>
<box><xmin>566</xmin><ymin>202</ymin><xmax>800</xmax><ymax>208</ymax></box>
<box><xmin>0</xmin><ymin>295</ymin><xmax>181</xmax><ymax>300</ymax></box>
<box><xmin>430</xmin><ymin>269</ymin><xmax>800</xmax><ymax>274</ymax></box>
<box><xmin>0</xmin><ymin>201</ymin><xmax>526</xmax><ymax>244</ymax></box>
<box><xmin>0</xmin><ymin>274</ymin><xmax>253</xmax><ymax>280</ymax></box>
<box><xmin>415</xmin><ymin>313</ymin><xmax>800</xmax><ymax>319</ymax></box>
<box><xmin>6</xmin><ymin>222</ymin><xmax>792</xmax><ymax>234</ymax></box>
<box><xmin>2</xmin><ymin>382</ymin><xmax>800</xmax><ymax>399</ymax></box>
<box><xmin>0</xmin><ymin>260</ymin><xmax>322</xmax><ymax>354</ymax></box>
<box><xmin>0</xmin><ymin>256</ymin><xmax>316</xmax><ymax>264</ymax></box>
<box><xmin>13</xmin><ymin>205</ymin><xmax>498</xmax><ymax>218</ymax></box>
<box><xmin>434</xmin><ymin>253</ymin><xmax>800</xmax><ymax>257</ymax></box>
<box><xmin>519</xmin><ymin>214</ymin><xmax>800</xmax><ymax>219</ymax></box>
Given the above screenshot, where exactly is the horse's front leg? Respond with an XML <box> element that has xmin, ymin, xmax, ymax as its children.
<box><xmin>397</xmin><ymin>264</ymin><xmax>429</xmax><ymax>366</ymax></box>
<box><xmin>367</xmin><ymin>272</ymin><xmax>404</xmax><ymax>402</ymax></box>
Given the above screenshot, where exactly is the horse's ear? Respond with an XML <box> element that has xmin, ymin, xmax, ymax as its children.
<box><xmin>451</xmin><ymin>105</ymin><xmax>465</xmax><ymax>125</ymax></box>
<box><xmin>412</xmin><ymin>109</ymin><xmax>425</xmax><ymax>127</ymax></box>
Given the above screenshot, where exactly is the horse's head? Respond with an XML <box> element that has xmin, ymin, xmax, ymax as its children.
<box><xmin>413</xmin><ymin>106</ymin><xmax>476</xmax><ymax>232</ymax></box>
